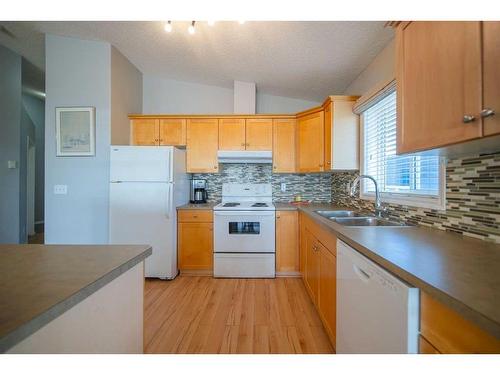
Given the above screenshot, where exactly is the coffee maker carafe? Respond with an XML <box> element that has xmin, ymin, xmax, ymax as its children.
<box><xmin>190</xmin><ymin>179</ymin><xmax>208</xmax><ymax>204</ymax></box>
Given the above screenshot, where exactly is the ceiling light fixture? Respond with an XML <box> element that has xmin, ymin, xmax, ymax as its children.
<box><xmin>188</xmin><ymin>21</ymin><xmax>196</xmax><ymax>34</ymax></box>
<box><xmin>207</xmin><ymin>20</ymin><xmax>215</xmax><ymax>26</ymax></box>
<box><xmin>164</xmin><ymin>20</ymin><xmax>172</xmax><ymax>33</ymax></box>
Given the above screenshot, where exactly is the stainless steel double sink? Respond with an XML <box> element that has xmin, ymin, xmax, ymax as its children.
<box><xmin>315</xmin><ymin>210</ymin><xmax>409</xmax><ymax>227</ymax></box>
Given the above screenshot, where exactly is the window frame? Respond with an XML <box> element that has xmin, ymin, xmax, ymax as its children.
<box><xmin>358</xmin><ymin>96</ymin><xmax>446</xmax><ymax>211</ymax></box>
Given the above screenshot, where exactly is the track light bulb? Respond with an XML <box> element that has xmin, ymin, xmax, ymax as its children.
<box><xmin>164</xmin><ymin>21</ymin><xmax>172</xmax><ymax>33</ymax></box>
<box><xmin>207</xmin><ymin>20</ymin><xmax>215</xmax><ymax>26</ymax></box>
<box><xmin>188</xmin><ymin>21</ymin><xmax>195</xmax><ymax>34</ymax></box>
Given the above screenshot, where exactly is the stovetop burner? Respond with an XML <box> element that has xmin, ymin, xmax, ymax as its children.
<box><xmin>251</xmin><ymin>203</ymin><xmax>268</xmax><ymax>207</ymax></box>
<box><xmin>223</xmin><ymin>202</ymin><xmax>240</xmax><ymax>207</ymax></box>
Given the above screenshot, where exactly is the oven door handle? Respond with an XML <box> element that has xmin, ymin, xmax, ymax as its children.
<box><xmin>214</xmin><ymin>211</ymin><xmax>275</xmax><ymax>217</ymax></box>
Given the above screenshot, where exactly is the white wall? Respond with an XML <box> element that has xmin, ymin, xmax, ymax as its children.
<box><xmin>143</xmin><ymin>76</ymin><xmax>234</xmax><ymax>114</ymax></box>
<box><xmin>343</xmin><ymin>39</ymin><xmax>395</xmax><ymax>96</ymax></box>
<box><xmin>143</xmin><ymin>75</ymin><xmax>320</xmax><ymax>114</ymax></box>
<box><xmin>256</xmin><ymin>92</ymin><xmax>319</xmax><ymax>114</ymax></box>
<box><xmin>111</xmin><ymin>47</ymin><xmax>143</xmax><ymax>145</ymax></box>
<box><xmin>0</xmin><ymin>45</ymin><xmax>22</xmax><ymax>243</ymax></box>
<box><xmin>44</xmin><ymin>35</ymin><xmax>111</xmax><ymax>244</ymax></box>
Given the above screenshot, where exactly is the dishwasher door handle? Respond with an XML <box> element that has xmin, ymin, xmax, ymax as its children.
<box><xmin>353</xmin><ymin>264</ymin><xmax>371</xmax><ymax>282</ymax></box>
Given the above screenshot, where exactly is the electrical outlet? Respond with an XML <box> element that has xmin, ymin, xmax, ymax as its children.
<box><xmin>54</xmin><ymin>185</ymin><xmax>68</xmax><ymax>195</ymax></box>
<box><xmin>280</xmin><ymin>182</ymin><xmax>287</xmax><ymax>192</ymax></box>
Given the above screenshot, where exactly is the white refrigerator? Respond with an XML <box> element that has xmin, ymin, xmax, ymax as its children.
<box><xmin>109</xmin><ymin>146</ymin><xmax>189</xmax><ymax>279</ymax></box>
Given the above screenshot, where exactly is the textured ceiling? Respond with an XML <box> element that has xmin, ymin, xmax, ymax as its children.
<box><xmin>0</xmin><ymin>21</ymin><xmax>394</xmax><ymax>101</ymax></box>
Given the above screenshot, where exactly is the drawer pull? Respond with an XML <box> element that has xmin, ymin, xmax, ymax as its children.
<box><xmin>462</xmin><ymin>115</ymin><xmax>476</xmax><ymax>123</ymax></box>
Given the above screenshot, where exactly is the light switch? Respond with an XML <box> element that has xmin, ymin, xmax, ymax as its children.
<box><xmin>54</xmin><ymin>185</ymin><xmax>68</xmax><ymax>195</ymax></box>
<box><xmin>7</xmin><ymin>160</ymin><xmax>17</xmax><ymax>169</ymax></box>
<box><xmin>280</xmin><ymin>182</ymin><xmax>287</xmax><ymax>192</ymax></box>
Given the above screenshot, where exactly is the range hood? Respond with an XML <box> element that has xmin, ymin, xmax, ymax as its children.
<box><xmin>217</xmin><ymin>150</ymin><xmax>273</xmax><ymax>164</ymax></box>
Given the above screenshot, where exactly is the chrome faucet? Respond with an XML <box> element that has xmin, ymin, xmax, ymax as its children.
<box><xmin>350</xmin><ymin>175</ymin><xmax>386</xmax><ymax>217</ymax></box>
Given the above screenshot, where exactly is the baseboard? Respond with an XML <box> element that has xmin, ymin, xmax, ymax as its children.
<box><xmin>276</xmin><ymin>271</ymin><xmax>302</xmax><ymax>278</ymax></box>
<box><xmin>179</xmin><ymin>269</ymin><xmax>213</xmax><ymax>276</ymax></box>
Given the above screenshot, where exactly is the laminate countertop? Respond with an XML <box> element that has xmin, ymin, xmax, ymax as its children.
<box><xmin>279</xmin><ymin>202</ymin><xmax>500</xmax><ymax>340</ymax></box>
<box><xmin>177</xmin><ymin>202</ymin><xmax>219</xmax><ymax>210</ymax></box>
<box><xmin>0</xmin><ymin>244</ymin><xmax>152</xmax><ymax>352</ymax></box>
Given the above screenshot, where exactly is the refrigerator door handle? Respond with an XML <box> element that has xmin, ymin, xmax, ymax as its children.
<box><xmin>166</xmin><ymin>184</ymin><xmax>172</xmax><ymax>219</ymax></box>
<box><xmin>168</xmin><ymin>148</ymin><xmax>173</xmax><ymax>182</ymax></box>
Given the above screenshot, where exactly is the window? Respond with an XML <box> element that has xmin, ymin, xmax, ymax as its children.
<box><xmin>360</xmin><ymin>87</ymin><xmax>445</xmax><ymax>209</ymax></box>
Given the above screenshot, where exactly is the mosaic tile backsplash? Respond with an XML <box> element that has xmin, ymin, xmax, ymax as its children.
<box><xmin>192</xmin><ymin>164</ymin><xmax>333</xmax><ymax>203</ymax></box>
<box><xmin>331</xmin><ymin>152</ymin><xmax>500</xmax><ymax>243</ymax></box>
<box><xmin>194</xmin><ymin>152</ymin><xmax>500</xmax><ymax>243</ymax></box>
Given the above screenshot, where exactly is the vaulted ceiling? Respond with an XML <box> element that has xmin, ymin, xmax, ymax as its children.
<box><xmin>0</xmin><ymin>21</ymin><xmax>393</xmax><ymax>101</ymax></box>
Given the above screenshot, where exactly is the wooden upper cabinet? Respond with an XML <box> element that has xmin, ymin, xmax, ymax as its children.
<box><xmin>245</xmin><ymin>119</ymin><xmax>273</xmax><ymax>150</ymax></box>
<box><xmin>276</xmin><ymin>211</ymin><xmax>299</xmax><ymax>274</ymax></box>
<box><xmin>131</xmin><ymin>119</ymin><xmax>159</xmax><ymax>146</ymax></box>
<box><xmin>482</xmin><ymin>22</ymin><xmax>500</xmax><ymax>137</ymax></box>
<box><xmin>296</xmin><ymin>110</ymin><xmax>324</xmax><ymax>172</ymax></box>
<box><xmin>272</xmin><ymin>119</ymin><xmax>296</xmax><ymax>173</ymax></box>
<box><xmin>159</xmin><ymin>119</ymin><xmax>186</xmax><ymax>146</ymax></box>
<box><xmin>186</xmin><ymin>119</ymin><xmax>219</xmax><ymax>173</ymax></box>
<box><xmin>218</xmin><ymin>118</ymin><xmax>246</xmax><ymax>150</ymax></box>
<box><xmin>396</xmin><ymin>22</ymin><xmax>483</xmax><ymax>154</ymax></box>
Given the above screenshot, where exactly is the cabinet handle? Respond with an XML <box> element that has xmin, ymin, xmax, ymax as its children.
<box><xmin>480</xmin><ymin>108</ymin><xmax>495</xmax><ymax>118</ymax></box>
<box><xmin>273</xmin><ymin>165</ymin><xmax>277</xmax><ymax>169</ymax></box>
<box><xmin>193</xmin><ymin>215</ymin><xmax>198</xmax><ymax>218</ymax></box>
<box><xmin>213</xmin><ymin>166</ymin><xmax>218</xmax><ymax>169</ymax></box>
<box><xmin>462</xmin><ymin>115</ymin><xmax>476</xmax><ymax>123</ymax></box>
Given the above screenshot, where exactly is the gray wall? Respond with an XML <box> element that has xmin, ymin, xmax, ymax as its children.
<box><xmin>143</xmin><ymin>75</ymin><xmax>320</xmax><ymax>114</ymax></box>
<box><xmin>0</xmin><ymin>45</ymin><xmax>22</xmax><ymax>243</ymax></box>
<box><xmin>111</xmin><ymin>46</ymin><xmax>143</xmax><ymax>145</ymax></box>
<box><xmin>256</xmin><ymin>92</ymin><xmax>319</xmax><ymax>114</ymax></box>
<box><xmin>343</xmin><ymin>39</ymin><xmax>395</xmax><ymax>96</ymax></box>
<box><xmin>45</xmin><ymin>34</ymin><xmax>111</xmax><ymax>244</ymax></box>
<box><xmin>22</xmin><ymin>94</ymin><xmax>45</xmax><ymax>224</ymax></box>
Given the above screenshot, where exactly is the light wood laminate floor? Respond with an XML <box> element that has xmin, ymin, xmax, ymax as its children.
<box><xmin>144</xmin><ymin>276</ymin><xmax>334</xmax><ymax>354</ymax></box>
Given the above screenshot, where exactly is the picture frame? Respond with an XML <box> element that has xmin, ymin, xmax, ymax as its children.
<box><xmin>55</xmin><ymin>107</ymin><xmax>96</xmax><ymax>156</ymax></box>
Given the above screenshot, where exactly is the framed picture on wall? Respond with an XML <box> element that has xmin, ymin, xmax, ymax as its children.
<box><xmin>55</xmin><ymin>107</ymin><xmax>95</xmax><ymax>156</ymax></box>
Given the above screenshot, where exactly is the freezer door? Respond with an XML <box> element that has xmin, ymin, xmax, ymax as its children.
<box><xmin>109</xmin><ymin>182</ymin><xmax>177</xmax><ymax>279</ymax></box>
<box><xmin>110</xmin><ymin>146</ymin><xmax>172</xmax><ymax>182</ymax></box>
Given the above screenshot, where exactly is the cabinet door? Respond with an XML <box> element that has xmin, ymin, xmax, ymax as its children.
<box><xmin>304</xmin><ymin>230</ymin><xmax>319</xmax><ymax>305</ymax></box>
<box><xmin>159</xmin><ymin>119</ymin><xmax>186</xmax><ymax>146</ymax></box>
<box><xmin>178</xmin><ymin>222</ymin><xmax>213</xmax><ymax>270</ymax></box>
<box><xmin>272</xmin><ymin>119</ymin><xmax>296</xmax><ymax>173</ymax></box>
<box><xmin>245</xmin><ymin>119</ymin><xmax>273</xmax><ymax>150</ymax></box>
<box><xmin>131</xmin><ymin>119</ymin><xmax>159</xmax><ymax>146</ymax></box>
<box><xmin>296</xmin><ymin>111</ymin><xmax>324</xmax><ymax>172</ymax></box>
<box><xmin>323</xmin><ymin>103</ymin><xmax>332</xmax><ymax>170</ymax></box>
<box><xmin>396</xmin><ymin>22</ymin><xmax>482</xmax><ymax>153</ymax></box>
<box><xmin>276</xmin><ymin>211</ymin><xmax>299</xmax><ymax>273</ymax></box>
<box><xmin>482</xmin><ymin>21</ymin><xmax>500</xmax><ymax>136</ymax></box>
<box><xmin>186</xmin><ymin>119</ymin><xmax>219</xmax><ymax>173</ymax></box>
<box><xmin>218</xmin><ymin>118</ymin><xmax>246</xmax><ymax>150</ymax></box>
<box><xmin>318</xmin><ymin>245</ymin><xmax>336</xmax><ymax>346</ymax></box>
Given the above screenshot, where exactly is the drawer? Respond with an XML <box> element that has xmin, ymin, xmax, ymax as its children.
<box><xmin>178</xmin><ymin>210</ymin><xmax>213</xmax><ymax>223</ymax></box>
<box><xmin>420</xmin><ymin>292</ymin><xmax>500</xmax><ymax>353</ymax></box>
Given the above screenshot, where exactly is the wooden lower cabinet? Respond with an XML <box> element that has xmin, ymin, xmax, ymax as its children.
<box><xmin>275</xmin><ymin>211</ymin><xmax>299</xmax><ymax>274</ymax></box>
<box><xmin>318</xmin><ymin>243</ymin><xmax>336</xmax><ymax>346</ymax></box>
<box><xmin>304</xmin><ymin>230</ymin><xmax>320</xmax><ymax>305</ymax></box>
<box><xmin>300</xmin><ymin>213</ymin><xmax>337</xmax><ymax>348</ymax></box>
<box><xmin>177</xmin><ymin>210</ymin><xmax>213</xmax><ymax>273</ymax></box>
<box><xmin>420</xmin><ymin>291</ymin><xmax>500</xmax><ymax>354</ymax></box>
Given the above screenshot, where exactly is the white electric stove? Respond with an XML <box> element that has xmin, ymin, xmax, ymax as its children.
<box><xmin>213</xmin><ymin>183</ymin><xmax>276</xmax><ymax>278</ymax></box>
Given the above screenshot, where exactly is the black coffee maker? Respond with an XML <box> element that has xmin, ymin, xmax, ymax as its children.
<box><xmin>190</xmin><ymin>179</ymin><xmax>208</xmax><ymax>203</ymax></box>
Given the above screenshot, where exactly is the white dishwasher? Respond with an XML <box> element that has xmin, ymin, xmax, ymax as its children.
<box><xmin>336</xmin><ymin>240</ymin><xmax>419</xmax><ymax>353</ymax></box>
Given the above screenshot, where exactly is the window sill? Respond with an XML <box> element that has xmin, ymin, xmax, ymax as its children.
<box><xmin>360</xmin><ymin>192</ymin><xmax>446</xmax><ymax>211</ymax></box>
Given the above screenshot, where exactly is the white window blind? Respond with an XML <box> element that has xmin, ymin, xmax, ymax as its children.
<box><xmin>362</xmin><ymin>90</ymin><xmax>442</xmax><ymax>199</ymax></box>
